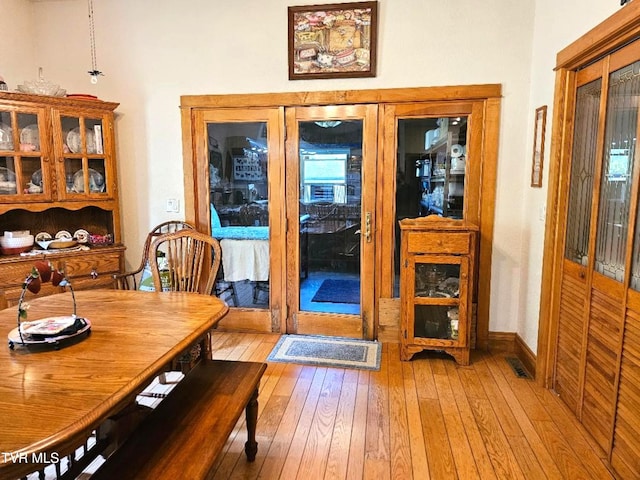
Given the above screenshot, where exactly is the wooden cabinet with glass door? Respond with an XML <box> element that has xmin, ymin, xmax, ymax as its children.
<box><xmin>399</xmin><ymin>216</ymin><xmax>477</xmax><ymax>365</ymax></box>
<box><xmin>0</xmin><ymin>92</ymin><xmax>123</xmax><ymax>305</ymax></box>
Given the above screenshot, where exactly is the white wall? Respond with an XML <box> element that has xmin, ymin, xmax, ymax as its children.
<box><xmin>3</xmin><ymin>0</ymin><xmax>627</xmax><ymax>350</ymax></box>
<box><xmin>518</xmin><ymin>0</ymin><xmax>621</xmax><ymax>351</ymax></box>
<box><xmin>1</xmin><ymin>0</ymin><xmax>36</xmax><ymax>82</ymax></box>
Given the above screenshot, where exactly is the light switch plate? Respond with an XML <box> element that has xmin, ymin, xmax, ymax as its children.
<box><xmin>166</xmin><ymin>198</ymin><xmax>179</xmax><ymax>213</ymax></box>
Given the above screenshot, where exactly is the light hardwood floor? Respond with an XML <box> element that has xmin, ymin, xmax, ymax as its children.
<box><xmin>208</xmin><ymin>332</ymin><xmax>615</xmax><ymax>480</ymax></box>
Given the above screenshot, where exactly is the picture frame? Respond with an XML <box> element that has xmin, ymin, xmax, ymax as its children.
<box><xmin>531</xmin><ymin>105</ymin><xmax>547</xmax><ymax>188</ymax></box>
<box><xmin>288</xmin><ymin>2</ymin><xmax>378</xmax><ymax>80</ymax></box>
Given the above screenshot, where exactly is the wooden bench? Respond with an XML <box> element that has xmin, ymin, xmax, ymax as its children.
<box><xmin>92</xmin><ymin>359</ymin><xmax>267</xmax><ymax>480</ymax></box>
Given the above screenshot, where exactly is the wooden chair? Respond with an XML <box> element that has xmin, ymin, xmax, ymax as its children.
<box><xmin>113</xmin><ymin>221</ymin><xmax>194</xmax><ymax>290</ymax></box>
<box><xmin>239</xmin><ymin>202</ymin><xmax>268</xmax><ymax>226</ymax></box>
<box><xmin>149</xmin><ymin>229</ymin><xmax>222</xmax><ymax>296</ymax></box>
<box><xmin>148</xmin><ymin>229</ymin><xmax>223</xmax><ymax>382</ymax></box>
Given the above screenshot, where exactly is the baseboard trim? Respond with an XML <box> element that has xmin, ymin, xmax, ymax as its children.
<box><xmin>487</xmin><ymin>331</ymin><xmax>537</xmax><ymax>379</ymax></box>
<box><xmin>515</xmin><ymin>333</ymin><xmax>536</xmax><ymax>379</ymax></box>
<box><xmin>487</xmin><ymin>331</ymin><xmax>516</xmax><ymax>353</ymax></box>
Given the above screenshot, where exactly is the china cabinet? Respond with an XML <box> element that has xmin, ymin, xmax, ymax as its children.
<box><xmin>399</xmin><ymin>216</ymin><xmax>477</xmax><ymax>365</ymax></box>
<box><xmin>0</xmin><ymin>92</ymin><xmax>123</xmax><ymax>305</ymax></box>
<box><xmin>541</xmin><ymin>4</ymin><xmax>640</xmax><ymax>478</ymax></box>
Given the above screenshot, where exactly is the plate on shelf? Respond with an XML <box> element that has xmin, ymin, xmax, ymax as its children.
<box><xmin>36</xmin><ymin>238</ymin><xmax>78</xmax><ymax>250</ymax></box>
<box><xmin>0</xmin><ymin>166</ymin><xmax>17</xmax><ymax>194</ymax></box>
<box><xmin>35</xmin><ymin>232</ymin><xmax>52</xmax><ymax>242</ymax></box>
<box><xmin>31</xmin><ymin>169</ymin><xmax>43</xmax><ymax>187</ymax></box>
<box><xmin>0</xmin><ymin>123</ymin><xmax>13</xmax><ymax>150</ymax></box>
<box><xmin>67</xmin><ymin>94</ymin><xmax>98</xmax><ymax>100</ymax></box>
<box><xmin>66</xmin><ymin>127</ymin><xmax>96</xmax><ymax>154</ymax></box>
<box><xmin>73</xmin><ymin>229</ymin><xmax>90</xmax><ymax>244</ymax></box>
<box><xmin>19</xmin><ymin>124</ymin><xmax>40</xmax><ymax>150</ymax></box>
<box><xmin>55</xmin><ymin>230</ymin><xmax>72</xmax><ymax>240</ymax></box>
<box><xmin>71</xmin><ymin>168</ymin><xmax>105</xmax><ymax>193</ymax></box>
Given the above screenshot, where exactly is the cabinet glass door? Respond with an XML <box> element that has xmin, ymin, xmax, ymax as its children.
<box><xmin>412</xmin><ymin>259</ymin><xmax>464</xmax><ymax>342</ymax></box>
<box><xmin>0</xmin><ymin>109</ymin><xmax>48</xmax><ymax>200</ymax></box>
<box><xmin>391</xmin><ymin>111</ymin><xmax>470</xmax><ymax>298</ymax></box>
<box><xmin>57</xmin><ymin>114</ymin><xmax>107</xmax><ymax>198</ymax></box>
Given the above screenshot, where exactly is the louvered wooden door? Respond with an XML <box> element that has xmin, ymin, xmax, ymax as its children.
<box><xmin>553</xmin><ymin>38</ymin><xmax>640</xmax><ymax>474</ymax></box>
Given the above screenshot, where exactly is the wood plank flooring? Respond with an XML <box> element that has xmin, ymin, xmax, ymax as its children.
<box><xmin>208</xmin><ymin>332</ymin><xmax>615</xmax><ymax>480</ymax></box>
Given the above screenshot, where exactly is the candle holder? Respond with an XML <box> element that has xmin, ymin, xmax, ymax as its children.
<box><xmin>7</xmin><ymin>261</ymin><xmax>91</xmax><ymax>350</ymax></box>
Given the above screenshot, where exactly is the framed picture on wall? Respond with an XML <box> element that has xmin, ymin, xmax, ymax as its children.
<box><xmin>531</xmin><ymin>105</ymin><xmax>547</xmax><ymax>188</ymax></box>
<box><xmin>288</xmin><ymin>2</ymin><xmax>378</xmax><ymax>80</ymax></box>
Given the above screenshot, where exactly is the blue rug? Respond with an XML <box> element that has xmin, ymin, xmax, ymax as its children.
<box><xmin>267</xmin><ymin>335</ymin><xmax>381</xmax><ymax>370</ymax></box>
<box><xmin>311</xmin><ymin>279</ymin><xmax>360</xmax><ymax>304</ymax></box>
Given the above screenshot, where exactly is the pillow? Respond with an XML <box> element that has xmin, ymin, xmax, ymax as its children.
<box><xmin>210</xmin><ymin>203</ymin><xmax>222</xmax><ymax>229</ymax></box>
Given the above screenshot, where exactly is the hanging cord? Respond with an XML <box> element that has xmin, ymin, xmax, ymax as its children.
<box><xmin>87</xmin><ymin>0</ymin><xmax>103</xmax><ymax>83</ymax></box>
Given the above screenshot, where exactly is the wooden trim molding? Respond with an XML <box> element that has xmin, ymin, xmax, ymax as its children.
<box><xmin>515</xmin><ymin>333</ymin><xmax>536</xmax><ymax>379</ymax></box>
<box><xmin>181</xmin><ymin>84</ymin><xmax>501</xmax><ymax>109</ymax></box>
<box><xmin>488</xmin><ymin>331</ymin><xmax>516</xmax><ymax>353</ymax></box>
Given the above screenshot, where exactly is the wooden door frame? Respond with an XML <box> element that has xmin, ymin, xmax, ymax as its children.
<box><xmin>181</xmin><ymin>85</ymin><xmax>501</xmax><ymax>345</ymax></box>
<box><xmin>284</xmin><ymin>104</ymin><xmax>378</xmax><ymax>339</ymax></box>
<box><xmin>537</xmin><ymin>2</ymin><xmax>640</xmax><ymax>388</ymax></box>
<box><xmin>182</xmin><ymin>107</ymin><xmax>285</xmax><ymax>333</ymax></box>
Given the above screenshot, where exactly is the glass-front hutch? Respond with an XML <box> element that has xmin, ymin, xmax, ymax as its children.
<box><xmin>399</xmin><ymin>216</ymin><xmax>477</xmax><ymax>365</ymax></box>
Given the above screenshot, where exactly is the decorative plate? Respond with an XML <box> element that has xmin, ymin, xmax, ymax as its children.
<box><xmin>72</xmin><ymin>168</ymin><xmax>105</xmax><ymax>193</ymax></box>
<box><xmin>31</xmin><ymin>169</ymin><xmax>43</xmax><ymax>187</ymax></box>
<box><xmin>66</xmin><ymin>127</ymin><xmax>96</xmax><ymax>154</ymax></box>
<box><xmin>67</xmin><ymin>94</ymin><xmax>99</xmax><ymax>100</ymax></box>
<box><xmin>55</xmin><ymin>230</ymin><xmax>72</xmax><ymax>240</ymax></box>
<box><xmin>0</xmin><ymin>166</ymin><xmax>17</xmax><ymax>194</ymax></box>
<box><xmin>35</xmin><ymin>232</ymin><xmax>52</xmax><ymax>242</ymax></box>
<box><xmin>20</xmin><ymin>316</ymin><xmax>78</xmax><ymax>336</ymax></box>
<box><xmin>73</xmin><ymin>229</ymin><xmax>90</xmax><ymax>244</ymax></box>
<box><xmin>19</xmin><ymin>124</ymin><xmax>40</xmax><ymax>150</ymax></box>
<box><xmin>0</xmin><ymin>123</ymin><xmax>13</xmax><ymax>150</ymax></box>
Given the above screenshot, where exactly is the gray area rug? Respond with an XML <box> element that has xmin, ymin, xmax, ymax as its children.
<box><xmin>267</xmin><ymin>335</ymin><xmax>381</xmax><ymax>370</ymax></box>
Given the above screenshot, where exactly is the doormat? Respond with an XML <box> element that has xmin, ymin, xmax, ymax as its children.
<box><xmin>311</xmin><ymin>279</ymin><xmax>360</xmax><ymax>304</ymax></box>
<box><xmin>267</xmin><ymin>335</ymin><xmax>381</xmax><ymax>370</ymax></box>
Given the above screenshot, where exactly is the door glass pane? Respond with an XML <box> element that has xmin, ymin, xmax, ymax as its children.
<box><xmin>394</xmin><ymin>116</ymin><xmax>468</xmax><ymax>296</ymax></box>
<box><xmin>565</xmin><ymin>79</ymin><xmax>602</xmax><ymax>265</ymax></box>
<box><xmin>595</xmin><ymin>61</ymin><xmax>640</xmax><ymax>281</ymax></box>
<box><xmin>207</xmin><ymin>122</ymin><xmax>269</xmax><ymax>309</ymax></box>
<box><xmin>298</xmin><ymin>119</ymin><xmax>362</xmax><ymax>315</ymax></box>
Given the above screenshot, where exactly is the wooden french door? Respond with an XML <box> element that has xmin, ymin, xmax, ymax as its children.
<box><xmin>194</xmin><ymin>107</ymin><xmax>286</xmax><ymax>332</ymax></box>
<box><xmin>284</xmin><ymin>104</ymin><xmax>378</xmax><ymax>339</ymax></box>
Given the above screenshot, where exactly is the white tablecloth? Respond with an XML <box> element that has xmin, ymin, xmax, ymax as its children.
<box><xmin>220</xmin><ymin>238</ymin><xmax>269</xmax><ymax>282</ymax></box>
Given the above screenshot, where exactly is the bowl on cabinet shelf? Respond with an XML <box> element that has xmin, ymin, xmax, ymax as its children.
<box><xmin>0</xmin><ymin>234</ymin><xmax>34</xmax><ymax>255</ymax></box>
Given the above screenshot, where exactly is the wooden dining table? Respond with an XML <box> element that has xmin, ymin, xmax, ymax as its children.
<box><xmin>0</xmin><ymin>289</ymin><xmax>228</xmax><ymax>480</ymax></box>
